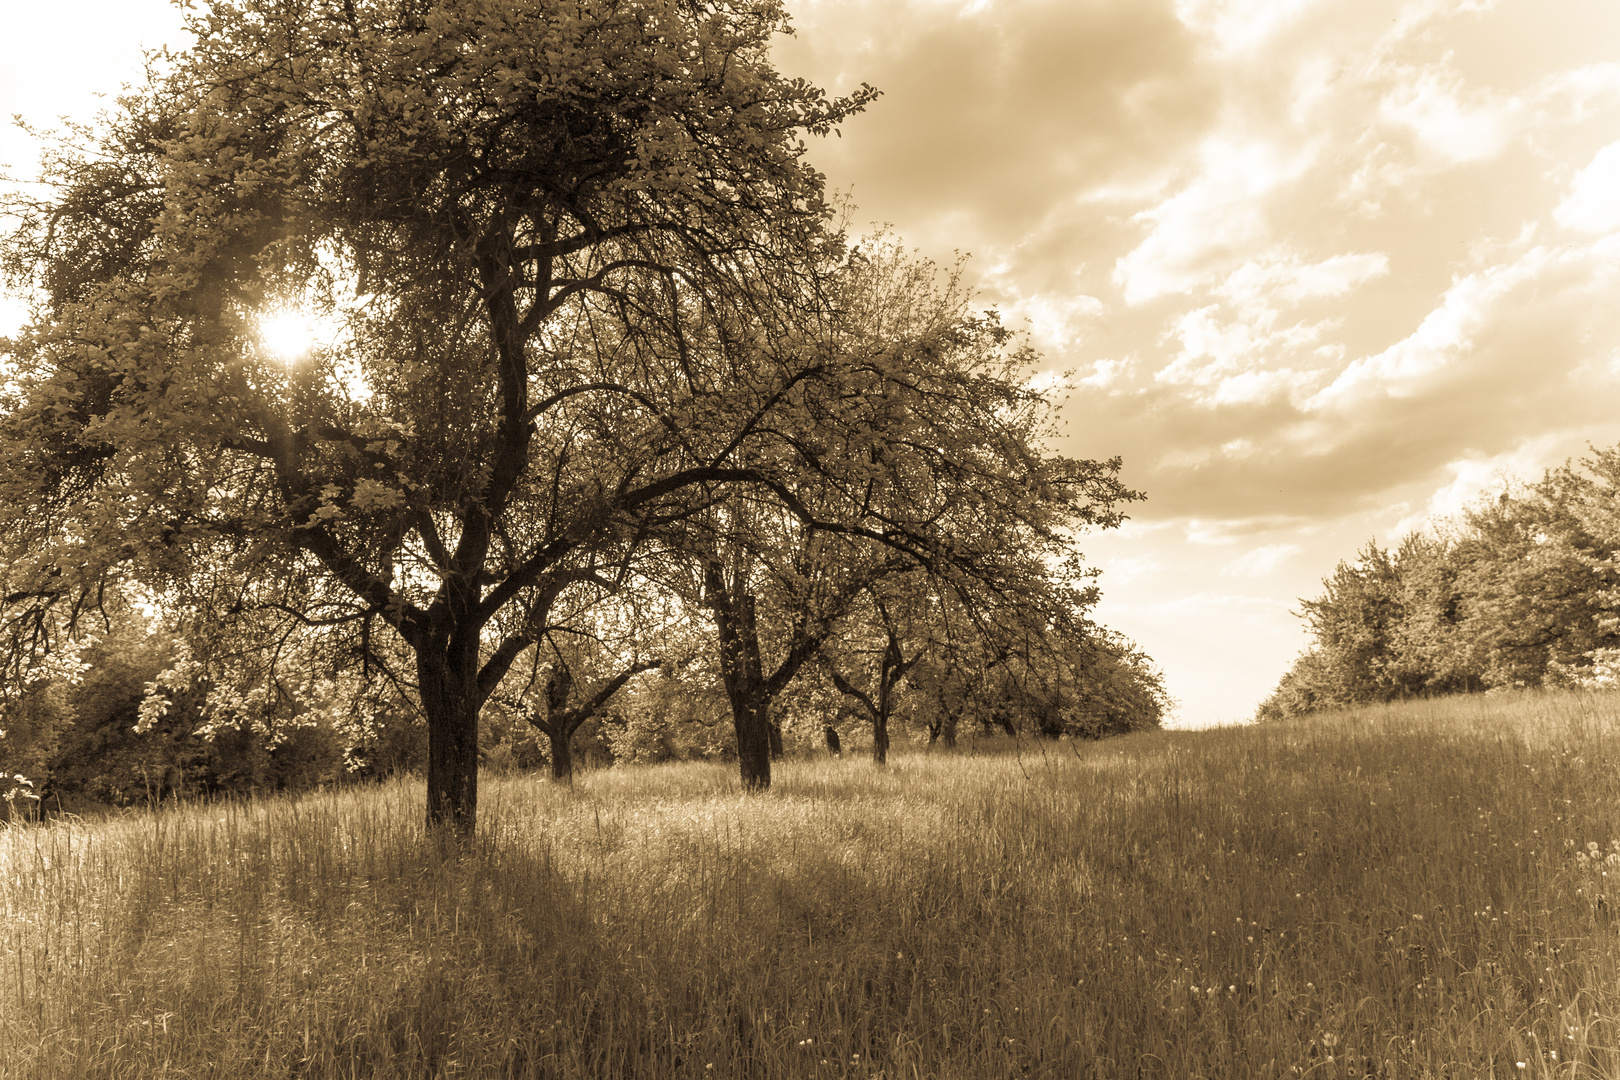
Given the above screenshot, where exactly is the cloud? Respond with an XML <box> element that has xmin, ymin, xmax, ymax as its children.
<box><xmin>778</xmin><ymin>0</ymin><xmax>1215</xmax><ymax>248</ymax></box>
<box><xmin>1377</xmin><ymin>65</ymin><xmax>1517</xmax><ymax>165</ymax></box>
<box><xmin>1114</xmin><ymin>137</ymin><xmax>1316</xmax><ymax>304</ymax></box>
<box><xmin>1097</xmin><ymin>554</ymin><xmax>1164</xmax><ymax>586</ymax></box>
<box><xmin>1386</xmin><ymin>436</ymin><xmax>1569</xmax><ymax>537</ymax></box>
<box><xmin>1222</xmin><ymin>543</ymin><xmax>1304</xmax><ymax>577</ymax></box>
<box><xmin>1216</xmin><ymin>252</ymin><xmax>1390</xmax><ymax>308</ymax></box>
<box><xmin>1172</xmin><ymin>0</ymin><xmax>1328</xmax><ymax>56</ymax></box>
<box><xmin>1556</xmin><ymin>141</ymin><xmax>1620</xmax><ymax>234</ymax></box>
<box><xmin>1307</xmin><ymin>236</ymin><xmax>1620</xmax><ymax>415</ymax></box>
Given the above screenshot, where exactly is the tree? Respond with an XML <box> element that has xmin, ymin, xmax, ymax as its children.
<box><xmin>686</xmin><ymin>508</ymin><xmax>887</xmax><ymax>785</ymax></box>
<box><xmin>491</xmin><ymin>572</ymin><xmax>681</xmax><ymax>781</ymax></box>
<box><xmin>694</xmin><ymin>245</ymin><xmax>1140</xmax><ymax>782</ymax></box>
<box><xmin>824</xmin><ymin>577</ymin><xmax>928</xmax><ymax>765</ymax></box>
<box><xmin>0</xmin><ymin>0</ymin><xmax>881</xmax><ymax>834</ymax></box>
<box><xmin>1450</xmin><ymin>481</ymin><xmax>1617</xmax><ymax>688</ymax></box>
<box><xmin>1257</xmin><ymin>452</ymin><xmax>1620</xmax><ymax>720</ymax></box>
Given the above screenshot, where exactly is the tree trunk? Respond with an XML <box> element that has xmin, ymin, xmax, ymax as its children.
<box><xmin>708</xmin><ymin>576</ymin><xmax>773</xmax><ymax>790</ymax></box>
<box><xmin>545</xmin><ymin>664</ymin><xmax>576</xmax><ymax>783</ymax></box>
<box><xmin>733</xmin><ymin>693</ymin><xmax>773</xmax><ymax>790</ymax></box>
<box><xmin>419</xmin><ymin>651</ymin><xmax>480</xmax><ymax>836</ymax></box>
<box><xmin>872</xmin><ymin>711</ymin><xmax>889</xmax><ymax>765</ymax></box>
<box><xmin>547</xmin><ymin>724</ymin><xmax>575</xmax><ymax>782</ymax></box>
<box><xmin>722</xmin><ymin>635</ymin><xmax>773</xmax><ymax>789</ymax></box>
<box><xmin>768</xmin><ymin>716</ymin><xmax>784</xmax><ymax>759</ymax></box>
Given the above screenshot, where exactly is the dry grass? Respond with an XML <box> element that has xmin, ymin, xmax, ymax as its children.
<box><xmin>8</xmin><ymin>690</ymin><xmax>1620</xmax><ymax>1078</ymax></box>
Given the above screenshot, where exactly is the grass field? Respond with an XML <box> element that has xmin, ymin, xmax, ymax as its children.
<box><xmin>8</xmin><ymin>691</ymin><xmax>1620</xmax><ymax>1078</ymax></box>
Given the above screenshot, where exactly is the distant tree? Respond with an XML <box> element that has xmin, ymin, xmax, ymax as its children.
<box><xmin>823</xmin><ymin>575</ymin><xmax>930</xmax><ymax>765</ymax></box>
<box><xmin>1450</xmin><ymin>481</ymin><xmax>1617</xmax><ymax>687</ymax></box>
<box><xmin>1297</xmin><ymin>540</ymin><xmax>1409</xmax><ymax>704</ymax></box>
<box><xmin>1258</xmin><ymin>450</ymin><xmax>1620</xmax><ymax>720</ymax></box>
<box><xmin>1254</xmin><ymin>648</ymin><xmax>1340</xmax><ymax>723</ymax></box>
<box><xmin>690</xmin><ymin>512</ymin><xmax>890</xmax><ymax>780</ymax></box>
<box><xmin>1258</xmin><ymin>540</ymin><xmax>1424</xmax><ymax>722</ymax></box>
<box><xmin>1059</xmin><ymin>629</ymin><xmax>1172</xmax><ymax>737</ymax></box>
<box><xmin>1386</xmin><ymin>531</ymin><xmax>1480</xmax><ymax>696</ymax></box>
<box><xmin>606</xmin><ymin>652</ymin><xmax>735</xmax><ymax>765</ymax></box>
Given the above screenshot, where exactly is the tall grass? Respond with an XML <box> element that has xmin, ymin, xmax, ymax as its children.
<box><xmin>7</xmin><ymin>690</ymin><xmax>1620</xmax><ymax>1078</ymax></box>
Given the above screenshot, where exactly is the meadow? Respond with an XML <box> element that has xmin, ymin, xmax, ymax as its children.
<box><xmin>7</xmin><ymin>691</ymin><xmax>1620</xmax><ymax>1078</ymax></box>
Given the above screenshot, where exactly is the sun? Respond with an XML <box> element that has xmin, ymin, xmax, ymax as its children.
<box><xmin>258</xmin><ymin>307</ymin><xmax>318</xmax><ymax>363</ymax></box>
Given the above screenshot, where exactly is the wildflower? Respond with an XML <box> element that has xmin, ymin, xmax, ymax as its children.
<box><xmin>1322</xmin><ymin>1033</ymin><xmax>1339</xmax><ymax>1049</ymax></box>
<box><xmin>1589</xmin><ymin>842</ymin><xmax>1600</xmax><ymax>853</ymax></box>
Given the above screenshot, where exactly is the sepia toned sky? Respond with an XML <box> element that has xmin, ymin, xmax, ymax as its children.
<box><xmin>6</xmin><ymin>1</ymin><xmax>1620</xmax><ymax>726</ymax></box>
<box><xmin>774</xmin><ymin>0</ymin><xmax>1620</xmax><ymax>725</ymax></box>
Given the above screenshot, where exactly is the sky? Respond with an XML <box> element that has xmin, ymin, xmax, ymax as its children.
<box><xmin>5</xmin><ymin>0</ymin><xmax>1620</xmax><ymax>727</ymax></box>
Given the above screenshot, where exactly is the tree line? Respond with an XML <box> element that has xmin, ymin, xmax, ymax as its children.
<box><xmin>1257</xmin><ymin>447</ymin><xmax>1620</xmax><ymax>722</ymax></box>
<box><xmin>0</xmin><ymin>0</ymin><xmax>1164</xmax><ymax>830</ymax></box>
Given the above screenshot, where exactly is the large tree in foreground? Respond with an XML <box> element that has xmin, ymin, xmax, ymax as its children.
<box><xmin>1</xmin><ymin>0</ymin><xmax>880</xmax><ymax>833</ymax></box>
<box><xmin>2</xmin><ymin>0</ymin><xmax>1142</xmax><ymax>828</ymax></box>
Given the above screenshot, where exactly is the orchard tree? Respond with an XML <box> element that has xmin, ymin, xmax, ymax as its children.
<box><xmin>823</xmin><ymin>576</ymin><xmax>929</xmax><ymax>765</ymax></box>
<box><xmin>1451</xmin><ymin>480</ymin><xmax>1617</xmax><ymax>687</ymax></box>
<box><xmin>669</xmin><ymin>498</ymin><xmax>896</xmax><ymax>785</ymax></box>
<box><xmin>0</xmin><ymin>0</ymin><xmax>886</xmax><ymax>833</ymax></box>
<box><xmin>675</xmin><ymin>245</ymin><xmax>1141</xmax><ymax>784</ymax></box>
<box><xmin>492</xmin><ymin>568</ymin><xmax>685</xmax><ymax>782</ymax></box>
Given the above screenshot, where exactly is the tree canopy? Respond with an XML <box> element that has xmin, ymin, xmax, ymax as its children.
<box><xmin>2</xmin><ymin>0</ymin><xmax>1149</xmax><ymax>831</ymax></box>
<box><xmin>1256</xmin><ymin>448</ymin><xmax>1620</xmax><ymax>722</ymax></box>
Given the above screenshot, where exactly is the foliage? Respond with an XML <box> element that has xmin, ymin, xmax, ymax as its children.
<box><xmin>1258</xmin><ymin>449</ymin><xmax>1620</xmax><ymax>721</ymax></box>
<box><xmin>0</xmin><ymin>0</ymin><xmax>887</xmax><ymax>831</ymax></box>
<box><xmin>1</xmin><ymin>1</ymin><xmax>1150</xmax><ymax>821</ymax></box>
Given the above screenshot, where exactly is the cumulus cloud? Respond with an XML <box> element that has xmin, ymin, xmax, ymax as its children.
<box><xmin>1216</xmin><ymin>253</ymin><xmax>1390</xmax><ymax>308</ymax></box>
<box><xmin>1172</xmin><ymin>0</ymin><xmax>1328</xmax><ymax>56</ymax></box>
<box><xmin>1114</xmin><ymin>137</ymin><xmax>1315</xmax><ymax>305</ymax></box>
<box><xmin>1222</xmin><ymin>543</ymin><xmax>1304</xmax><ymax>577</ymax></box>
<box><xmin>1308</xmin><ymin>235</ymin><xmax>1620</xmax><ymax>417</ymax></box>
<box><xmin>1556</xmin><ymin>142</ymin><xmax>1620</xmax><ymax>234</ymax></box>
<box><xmin>1386</xmin><ymin>437</ymin><xmax>1570</xmax><ymax>537</ymax></box>
<box><xmin>1377</xmin><ymin>66</ymin><xmax>1517</xmax><ymax>164</ymax></box>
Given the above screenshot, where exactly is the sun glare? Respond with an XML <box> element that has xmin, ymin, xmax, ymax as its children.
<box><xmin>258</xmin><ymin>307</ymin><xmax>318</xmax><ymax>363</ymax></box>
